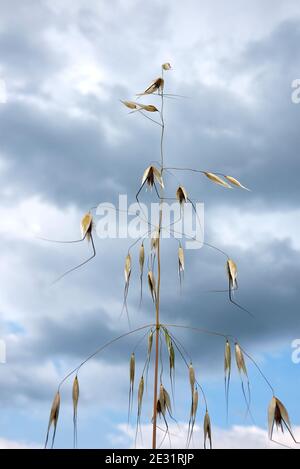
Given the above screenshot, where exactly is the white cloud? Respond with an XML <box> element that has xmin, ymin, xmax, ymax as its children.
<box><xmin>114</xmin><ymin>423</ymin><xmax>300</xmax><ymax>449</ymax></box>
<box><xmin>0</xmin><ymin>437</ymin><xmax>40</xmax><ymax>449</ymax></box>
<box><xmin>209</xmin><ymin>206</ymin><xmax>300</xmax><ymax>251</ymax></box>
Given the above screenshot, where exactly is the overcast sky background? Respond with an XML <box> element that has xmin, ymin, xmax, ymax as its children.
<box><xmin>0</xmin><ymin>0</ymin><xmax>300</xmax><ymax>449</ymax></box>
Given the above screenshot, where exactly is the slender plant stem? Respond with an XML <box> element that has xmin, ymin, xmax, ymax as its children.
<box><xmin>152</xmin><ymin>68</ymin><xmax>165</xmax><ymax>449</ymax></box>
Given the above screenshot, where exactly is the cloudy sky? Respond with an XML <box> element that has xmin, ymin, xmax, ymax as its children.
<box><xmin>0</xmin><ymin>0</ymin><xmax>300</xmax><ymax>449</ymax></box>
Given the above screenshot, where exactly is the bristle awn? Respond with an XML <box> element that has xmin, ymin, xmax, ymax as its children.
<box><xmin>135</xmin><ymin>375</ymin><xmax>144</xmax><ymax>447</ymax></box>
<box><xmin>128</xmin><ymin>353</ymin><xmax>135</xmax><ymax>423</ymax></box>
<box><xmin>224</xmin><ymin>340</ymin><xmax>231</xmax><ymax>423</ymax></box>
<box><xmin>239</xmin><ymin>345</ymin><xmax>275</xmax><ymax>395</ymax></box>
<box><xmin>235</xmin><ymin>343</ymin><xmax>253</xmax><ymax>421</ymax></box>
<box><xmin>57</xmin><ymin>325</ymin><xmax>154</xmax><ymax>394</ymax></box>
<box><xmin>139</xmin><ymin>243</ymin><xmax>145</xmax><ymax>308</ymax></box>
<box><xmin>38</xmin><ymin>212</ymin><xmax>93</xmax><ymax>245</ymax></box>
<box><xmin>72</xmin><ymin>375</ymin><xmax>79</xmax><ymax>449</ymax></box>
<box><xmin>51</xmin><ymin>232</ymin><xmax>96</xmax><ymax>285</ymax></box>
<box><xmin>204</xmin><ymin>410</ymin><xmax>212</xmax><ymax>449</ymax></box>
<box><xmin>45</xmin><ymin>391</ymin><xmax>60</xmax><ymax>449</ymax></box>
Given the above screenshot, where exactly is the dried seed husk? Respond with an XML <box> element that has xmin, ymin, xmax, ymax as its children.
<box><xmin>124</xmin><ymin>253</ymin><xmax>132</xmax><ymax>284</ymax></box>
<box><xmin>189</xmin><ymin>363</ymin><xmax>195</xmax><ymax>394</ymax></box>
<box><xmin>176</xmin><ymin>186</ymin><xmax>188</xmax><ymax>205</ymax></box>
<box><xmin>164</xmin><ymin>328</ymin><xmax>171</xmax><ymax>352</ymax></box>
<box><xmin>128</xmin><ymin>353</ymin><xmax>135</xmax><ymax>422</ymax></box>
<box><xmin>268</xmin><ymin>396</ymin><xmax>292</xmax><ymax>439</ymax></box>
<box><xmin>224</xmin><ymin>340</ymin><xmax>231</xmax><ymax>375</ymax></box>
<box><xmin>142</xmin><ymin>165</ymin><xmax>164</xmax><ymax>189</ymax></box>
<box><xmin>140</xmin><ymin>77</ymin><xmax>164</xmax><ymax>95</ymax></box>
<box><xmin>227</xmin><ymin>259</ymin><xmax>238</xmax><ymax>290</ymax></box>
<box><xmin>139</xmin><ymin>243</ymin><xmax>145</xmax><ymax>273</ymax></box>
<box><xmin>120</xmin><ymin>100</ymin><xmax>138</xmax><ymax>110</ymax></box>
<box><xmin>137</xmin><ymin>376</ymin><xmax>144</xmax><ymax>417</ymax></box>
<box><xmin>72</xmin><ymin>376</ymin><xmax>79</xmax><ymax>448</ymax></box>
<box><xmin>130</xmin><ymin>353</ymin><xmax>135</xmax><ymax>387</ymax></box>
<box><xmin>81</xmin><ymin>212</ymin><xmax>93</xmax><ymax>240</ymax></box>
<box><xmin>72</xmin><ymin>376</ymin><xmax>79</xmax><ymax>414</ymax></box>
<box><xmin>169</xmin><ymin>341</ymin><xmax>175</xmax><ymax>372</ymax></box>
<box><xmin>162</xmin><ymin>63</ymin><xmax>172</xmax><ymax>70</ymax></box>
<box><xmin>235</xmin><ymin>343</ymin><xmax>247</xmax><ymax>376</ymax></box>
<box><xmin>148</xmin><ymin>270</ymin><xmax>156</xmax><ymax>302</ymax></box>
<box><xmin>138</xmin><ymin>103</ymin><xmax>159</xmax><ymax>112</ymax></box>
<box><xmin>148</xmin><ymin>329</ymin><xmax>154</xmax><ymax>357</ymax></box>
<box><xmin>192</xmin><ymin>387</ymin><xmax>199</xmax><ymax>419</ymax></box>
<box><xmin>151</xmin><ymin>229</ymin><xmax>160</xmax><ymax>251</ymax></box>
<box><xmin>204</xmin><ymin>411</ymin><xmax>212</xmax><ymax>449</ymax></box>
<box><xmin>45</xmin><ymin>391</ymin><xmax>60</xmax><ymax>448</ymax></box>
<box><xmin>204</xmin><ymin>172</ymin><xmax>232</xmax><ymax>189</ymax></box>
<box><xmin>225</xmin><ymin>176</ymin><xmax>250</xmax><ymax>191</ymax></box>
<box><xmin>158</xmin><ymin>384</ymin><xmax>172</xmax><ymax>416</ymax></box>
<box><xmin>178</xmin><ymin>245</ymin><xmax>184</xmax><ymax>273</ymax></box>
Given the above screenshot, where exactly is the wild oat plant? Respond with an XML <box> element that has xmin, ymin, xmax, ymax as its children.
<box><xmin>43</xmin><ymin>64</ymin><xmax>298</xmax><ymax>449</ymax></box>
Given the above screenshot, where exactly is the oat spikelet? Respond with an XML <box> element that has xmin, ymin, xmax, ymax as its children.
<box><xmin>203</xmin><ymin>172</ymin><xmax>232</xmax><ymax>189</ymax></box>
<box><xmin>120</xmin><ymin>100</ymin><xmax>138</xmax><ymax>110</ymax></box>
<box><xmin>151</xmin><ymin>228</ymin><xmax>160</xmax><ymax>252</ymax></box>
<box><xmin>225</xmin><ymin>176</ymin><xmax>250</xmax><ymax>191</ymax></box>
<box><xmin>189</xmin><ymin>363</ymin><xmax>196</xmax><ymax>394</ymax></box>
<box><xmin>187</xmin><ymin>386</ymin><xmax>199</xmax><ymax>448</ymax></box>
<box><xmin>162</xmin><ymin>62</ymin><xmax>172</xmax><ymax>70</ymax></box>
<box><xmin>128</xmin><ymin>353</ymin><xmax>135</xmax><ymax>421</ymax></box>
<box><xmin>137</xmin><ymin>376</ymin><xmax>144</xmax><ymax>418</ymax></box>
<box><xmin>268</xmin><ymin>396</ymin><xmax>296</xmax><ymax>444</ymax></box>
<box><xmin>45</xmin><ymin>391</ymin><xmax>60</xmax><ymax>449</ymax></box>
<box><xmin>235</xmin><ymin>343</ymin><xmax>252</xmax><ymax>418</ymax></box>
<box><xmin>124</xmin><ymin>253</ymin><xmax>132</xmax><ymax>284</ymax></box>
<box><xmin>137</xmin><ymin>103</ymin><xmax>159</xmax><ymax>112</ymax></box>
<box><xmin>122</xmin><ymin>253</ymin><xmax>132</xmax><ymax>327</ymax></box>
<box><xmin>81</xmin><ymin>212</ymin><xmax>93</xmax><ymax>241</ymax></box>
<box><xmin>186</xmin><ymin>387</ymin><xmax>199</xmax><ymax>448</ymax></box>
<box><xmin>139</xmin><ymin>243</ymin><xmax>145</xmax><ymax>306</ymax></box>
<box><xmin>178</xmin><ymin>244</ymin><xmax>185</xmax><ymax>286</ymax></box>
<box><xmin>227</xmin><ymin>259</ymin><xmax>238</xmax><ymax>291</ymax></box>
<box><xmin>142</xmin><ymin>165</ymin><xmax>164</xmax><ymax>189</ymax></box>
<box><xmin>139</xmin><ymin>77</ymin><xmax>164</xmax><ymax>95</ymax></box>
<box><xmin>72</xmin><ymin>376</ymin><xmax>79</xmax><ymax>448</ymax></box>
<box><xmin>235</xmin><ymin>343</ymin><xmax>247</xmax><ymax>376</ymax></box>
<box><xmin>224</xmin><ymin>340</ymin><xmax>231</xmax><ymax>421</ymax></box>
<box><xmin>176</xmin><ymin>186</ymin><xmax>188</xmax><ymax>205</ymax></box>
<box><xmin>204</xmin><ymin>410</ymin><xmax>212</xmax><ymax>449</ymax></box>
<box><xmin>135</xmin><ymin>375</ymin><xmax>145</xmax><ymax>445</ymax></box>
<box><xmin>169</xmin><ymin>341</ymin><xmax>175</xmax><ymax>398</ymax></box>
<box><xmin>148</xmin><ymin>270</ymin><xmax>156</xmax><ymax>302</ymax></box>
<box><xmin>158</xmin><ymin>384</ymin><xmax>172</xmax><ymax>417</ymax></box>
<box><xmin>163</xmin><ymin>328</ymin><xmax>175</xmax><ymax>400</ymax></box>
